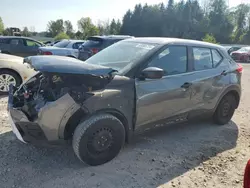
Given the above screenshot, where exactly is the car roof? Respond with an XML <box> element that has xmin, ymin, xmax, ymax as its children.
<box><xmin>126</xmin><ymin>37</ymin><xmax>220</xmax><ymax>47</ymax></box>
<box><xmin>0</xmin><ymin>36</ymin><xmax>41</xmax><ymax>41</ymax></box>
<box><xmin>88</xmin><ymin>35</ymin><xmax>133</xmax><ymax>40</ymax></box>
<box><xmin>59</xmin><ymin>39</ymin><xmax>85</xmax><ymax>43</ymax></box>
<box><xmin>124</xmin><ymin>37</ymin><xmax>223</xmax><ymax>48</ymax></box>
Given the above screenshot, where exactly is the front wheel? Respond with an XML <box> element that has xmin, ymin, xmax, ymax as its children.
<box><xmin>213</xmin><ymin>94</ymin><xmax>237</xmax><ymax>125</ymax></box>
<box><xmin>72</xmin><ymin>114</ymin><xmax>125</xmax><ymax>166</ymax></box>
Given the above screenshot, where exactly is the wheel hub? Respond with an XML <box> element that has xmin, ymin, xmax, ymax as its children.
<box><xmin>0</xmin><ymin>74</ymin><xmax>16</xmax><ymax>92</ymax></box>
<box><xmin>222</xmin><ymin>102</ymin><xmax>231</xmax><ymax>117</ymax></box>
<box><xmin>90</xmin><ymin>128</ymin><xmax>113</xmax><ymax>153</ymax></box>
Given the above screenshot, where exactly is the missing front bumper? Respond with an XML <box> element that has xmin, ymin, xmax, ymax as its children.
<box><xmin>7</xmin><ymin>84</ymin><xmax>49</xmax><ymax>143</ymax></box>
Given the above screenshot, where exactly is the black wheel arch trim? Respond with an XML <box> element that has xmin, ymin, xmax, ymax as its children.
<box><xmin>63</xmin><ymin>108</ymin><xmax>133</xmax><ymax>143</ymax></box>
<box><xmin>215</xmin><ymin>85</ymin><xmax>241</xmax><ymax>110</ymax></box>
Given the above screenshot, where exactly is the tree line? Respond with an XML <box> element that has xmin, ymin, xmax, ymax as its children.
<box><xmin>0</xmin><ymin>0</ymin><xmax>250</xmax><ymax>44</ymax></box>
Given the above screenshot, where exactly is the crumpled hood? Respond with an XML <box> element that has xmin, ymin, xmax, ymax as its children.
<box><xmin>23</xmin><ymin>55</ymin><xmax>116</xmax><ymax>76</ymax></box>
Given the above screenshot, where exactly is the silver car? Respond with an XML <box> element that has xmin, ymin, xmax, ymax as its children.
<box><xmin>8</xmin><ymin>38</ymin><xmax>242</xmax><ymax>166</ymax></box>
<box><xmin>38</xmin><ymin>39</ymin><xmax>85</xmax><ymax>58</ymax></box>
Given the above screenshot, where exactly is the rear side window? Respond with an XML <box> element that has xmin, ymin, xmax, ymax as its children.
<box><xmin>211</xmin><ymin>49</ymin><xmax>223</xmax><ymax>67</ymax></box>
<box><xmin>193</xmin><ymin>47</ymin><xmax>213</xmax><ymax>71</ymax></box>
<box><xmin>84</xmin><ymin>37</ymin><xmax>103</xmax><ymax>47</ymax></box>
<box><xmin>10</xmin><ymin>39</ymin><xmax>24</xmax><ymax>46</ymax></box>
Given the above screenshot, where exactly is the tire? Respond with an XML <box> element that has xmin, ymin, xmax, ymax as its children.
<box><xmin>0</xmin><ymin>70</ymin><xmax>22</xmax><ymax>95</ymax></box>
<box><xmin>213</xmin><ymin>94</ymin><xmax>237</xmax><ymax>125</ymax></box>
<box><xmin>72</xmin><ymin>113</ymin><xmax>125</xmax><ymax>166</ymax></box>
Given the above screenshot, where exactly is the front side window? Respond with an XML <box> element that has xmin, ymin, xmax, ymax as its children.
<box><xmin>25</xmin><ymin>39</ymin><xmax>41</xmax><ymax>47</ymax></box>
<box><xmin>193</xmin><ymin>47</ymin><xmax>213</xmax><ymax>71</ymax></box>
<box><xmin>147</xmin><ymin>46</ymin><xmax>187</xmax><ymax>76</ymax></box>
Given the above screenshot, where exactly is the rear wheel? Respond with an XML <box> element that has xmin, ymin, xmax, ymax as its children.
<box><xmin>0</xmin><ymin>70</ymin><xmax>21</xmax><ymax>95</ymax></box>
<box><xmin>213</xmin><ymin>94</ymin><xmax>237</xmax><ymax>125</ymax></box>
<box><xmin>72</xmin><ymin>114</ymin><xmax>125</xmax><ymax>166</ymax></box>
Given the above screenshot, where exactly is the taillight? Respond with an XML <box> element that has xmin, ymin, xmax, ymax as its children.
<box><xmin>91</xmin><ymin>48</ymin><xmax>99</xmax><ymax>54</ymax></box>
<box><xmin>237</xmin><ymin>63</ymin><xmax>243</xmax><ymax>73</ymax></box>
<box><xmin>42</xmin><ymin>51</ymin><xmax>52</xmax><ymax>55</ymax></box>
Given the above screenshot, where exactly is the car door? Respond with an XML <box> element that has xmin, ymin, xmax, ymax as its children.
<box><xmin>22</xmin><ymin>39</ymin><xmax>42</xmax><ymax>56</ymax></box>
<box><xmin>9</xmin><ymin>38</ymin><xmax>26</xmax><ymax>57</ymax></box>
<box><xmin>135</xmin><ymin>45</ymin><xmax>194</xmax><ymax>127</ymax></box>
<box><xmin>189</xmin><ymin>47</ymin><xmax>230</xmax><ymax>113</ymax></box>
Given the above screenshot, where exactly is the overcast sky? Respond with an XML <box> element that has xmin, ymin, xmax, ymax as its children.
<box><xmin>1</xmin><ymin>0</ymin><xmax>249</xmax><ymax>32</ymax></box>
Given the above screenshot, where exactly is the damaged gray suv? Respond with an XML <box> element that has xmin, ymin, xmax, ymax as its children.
<box><xmin>8</xmin><ymin>38</ymin><xmax>242</xmax><ymax>166</ymax></box>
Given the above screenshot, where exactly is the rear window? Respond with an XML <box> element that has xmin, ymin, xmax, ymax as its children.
<box><xmin>53</xmin><ymin>40</ymin><xmax>71</xmax><ymax>48</ymax></box>
<box><xmin>83</xmin><ymin>37</ymin><xmax>103</xmax><ymax>47</ymax></box>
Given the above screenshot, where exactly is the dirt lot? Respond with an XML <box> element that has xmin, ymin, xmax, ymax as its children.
<box><xmin>0</xmin><ymin>64</ymin><xmax>250</xmax><ymax>188</ymax></box>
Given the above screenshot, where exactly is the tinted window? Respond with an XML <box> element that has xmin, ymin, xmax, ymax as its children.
<box><xmin>53</xmin><ymin>40</ymin><xmax>71</xmax><ymax>48</ymax></box>
<box><xmin>72</xmin><ymin>42</ymin><xmax>83</xmax><ymax>49</ymax></box>
<box><xmin>193</xmin><ymin>47</ymin><xmax>212</xmax><ymax>71</ymax></box>
<box><xmin>84</xmin><ymin>37</ymin><xmax>103</xmax><ymax>47</ymax></box>
<box><xmin>147</xmin><ymin>46</ymin><xmax>187</xmax><ymax>76</ymax></box>
<box><xmin>25</xmin><ymin>39</ymin><xmax>41</xmax><ymax>47</ymax></box>
<box><xmin>10</xmin><ymin>39</ymin><xmax>24</xmax><ymax>46</ymax></box>
<box><xmin>212</xmin><ymin>49</ymin><xmax>222</xmax><ymax>67</ymax></box>
<box><xmin>0</xmin><ymin>38</ymin><xmax>8</xmax><ymax>44</ymax></box>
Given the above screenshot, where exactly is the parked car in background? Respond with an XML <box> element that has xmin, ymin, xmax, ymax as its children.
<box><xmin>8</xmin><ymin>38</ymin><xmax>241</xmax><ymax>166</ymax></box>
<box><xmin>226</xmin><ymin>46</ymin><xmax>242</xmax><ymax>54</ymax></box>
<box><xmin>38</xmin><ymin>39</ymin><xmax>85</xmax><ymax>58</ymax></box>
<box><xmin>0</xmin><ymin>53</ymin><xmax>35</xmax><ymax>94</ymax></box>
<box><xmin>78</xmin><ymin>35</ymin><xmax>133</xmax><ymax>61</ymax></box>
<box><xmin>231</xmin><ymin>46</ymin><xmax>250</xmax><ymax>62</ymax></box>
<box><xmin>0</xmin><ymin>36</ymin><xmax>44</xmax><ymax>57</ymax></box>
<box><xmin>43</xmin><ymin>40</ymin><xmax>61</xmax><ymax>46</ymax></box>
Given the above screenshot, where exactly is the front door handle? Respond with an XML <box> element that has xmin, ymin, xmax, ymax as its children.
<box><xmin>181</xmin><ymin>82</ymin><xmax>192</xmax><ymax>88</ymax></box>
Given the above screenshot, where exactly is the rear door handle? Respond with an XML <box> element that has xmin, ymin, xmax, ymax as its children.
<box><xmin>181</xmin><ymin>82</ymin><xmax>192</xmax><ymax>88</ymax></box>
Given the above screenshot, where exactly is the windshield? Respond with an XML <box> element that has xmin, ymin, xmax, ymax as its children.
<box><xmin>53</xmin><ymin>40</ymin><xmax>70</xmax><ymax>48</ymax></box>
<box><xmin>237</xmin><ymin>47</ymin><xmax>250</xmax><ymax>52</ymax></box>
<box><xmin>85</xmin><ymin>41</ymin><xmax>157</xmax><ymax>72</ymax></box>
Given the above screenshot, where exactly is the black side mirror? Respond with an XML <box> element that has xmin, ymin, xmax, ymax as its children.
<box><xmin>141</xmin><ymin>67</ymin><xmax>164</xmax><ymax>79</ymax></box>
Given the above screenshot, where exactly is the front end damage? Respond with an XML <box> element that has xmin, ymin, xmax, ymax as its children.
<box><xmin>8</xmin><ymin>70</ymin><xmax>135</xmax><ymax>144</ymax></box>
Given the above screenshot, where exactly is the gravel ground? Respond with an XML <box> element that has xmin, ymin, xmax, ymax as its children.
<box><xmin>0</xmin><ymin>64</ymin><xmax>250</xmax><ymax>188</ymax></box>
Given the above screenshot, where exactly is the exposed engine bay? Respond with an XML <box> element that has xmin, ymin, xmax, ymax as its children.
<box><xmin>12</xmin><ymin>72</ymin><xmax>111</xmax><ymax>121</ymax></box>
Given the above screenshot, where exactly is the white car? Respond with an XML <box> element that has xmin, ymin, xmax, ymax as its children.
<box><xmin>0</xmin><ymin>53</ymin><xmax>35</xmax><ymax>94</ymax></box>
<box><xmin>38</xmin><ymin>39</ymin><xmax>85</xmax><ymax>58</ymax></box>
